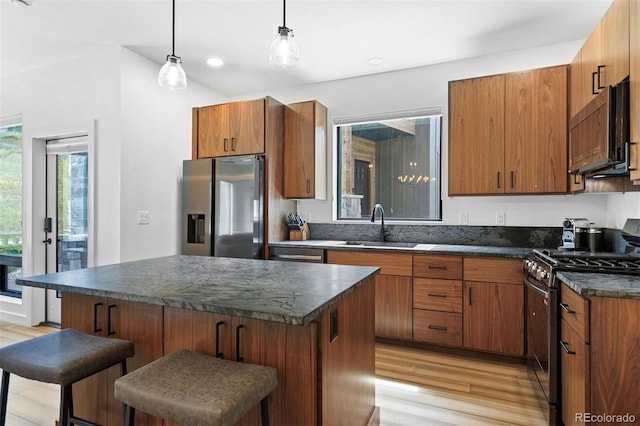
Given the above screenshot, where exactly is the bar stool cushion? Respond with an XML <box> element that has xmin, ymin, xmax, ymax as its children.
<box><xmin>114</xmin><ymin>349</ymin><xmax>278</xmax><ymax>426</ymax></box>
<box><xmin>0</xmin><ymin>328</ymin><xmax>134</xmax><ymax>385</ymax></box>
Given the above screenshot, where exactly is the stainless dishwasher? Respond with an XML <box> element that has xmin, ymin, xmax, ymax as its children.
<box><xmin>269</xmin><ymin>246</ymin><xmax>325</xmax><ymax>263</ymax></box>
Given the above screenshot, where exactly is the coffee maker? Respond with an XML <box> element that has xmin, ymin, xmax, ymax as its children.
<box><xmin>562</xmin><ymin>218</ymin><xmax>590</xmax><ymax>249</ymax></box>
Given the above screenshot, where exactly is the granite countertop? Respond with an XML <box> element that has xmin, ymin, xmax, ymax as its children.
<box><xmin>17</xmin><ymin>255</ymin><xmax>379</xmax><ymax>325</ymax></box>
<box><xmin>269</xmin><ymin>240</ymin><xmax>532</xmax><ymax>258</ymax></box>
<box><xmin>555</xmin><ymin>271</ymin><xmax>640</xmax><ymax>300</ymax></box>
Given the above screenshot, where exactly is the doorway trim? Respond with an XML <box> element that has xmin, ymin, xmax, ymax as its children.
<box><xmin>24</xmin><ymin>120</ymin><xmax>96</xmax><ymax>325</ymax></box>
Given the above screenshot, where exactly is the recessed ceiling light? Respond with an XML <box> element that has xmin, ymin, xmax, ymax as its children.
<box><xmin>367</xmin><ymin>57</ymin><xmax>384</xmax><ymax>66</ymax></box>
<box><xmin>206</xmin><ymin>57</ymin><xmax>224</xmax><ymax>67</ymax></box>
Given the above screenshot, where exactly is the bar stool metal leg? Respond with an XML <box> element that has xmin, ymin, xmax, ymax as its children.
<box><xmin>1</xmin><ymin>371</ymin><xmax>10</xmax><ymax>426</ymax></box>
<box><xmin>60</xmin><ymin>385</ymin><xmax>72</xmax><ymax>426</ymax></box>
<box><xmin>260</xmin><ymin>398</ymin><xmax>269</xmax><ymax>426</ymax></box>
<box><xmin>124</xmin><ymin>404</ymin><xmax>135</xmax><ymax>426</ymax></box>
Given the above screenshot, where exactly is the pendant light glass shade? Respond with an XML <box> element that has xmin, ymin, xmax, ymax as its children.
<box><xmin>158</xmin><ymin>55</ymin><xmax>187</xmax><ymax>90</ymax></box>
<box><xmin>269</xmin><ymin>27</ymin><xmax>299</xmax><ymax>69</ymax></box>
<box><xmin>159</xmin><ymin>0</ymin><xmax>187</xmax><ymax>90</ymax></box>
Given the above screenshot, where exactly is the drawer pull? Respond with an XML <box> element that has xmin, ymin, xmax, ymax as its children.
<box><xmin>427</xmin><ymin>265</ymin><xmax>448</xmax><ymax>270</ymax></box>
<box><xmin>427</xmin><ymin>293</ymin><xmax>447</xmax><ymax>298</ymax></box>
<box><xmin>560</xmin><ymin>340</ymin><xmax>576</xmax><ymax>355</ymax></box>
<box><xmin>560</xmin><ymin>303</ymin><xmax>576</xmax><ymax>314</ymax></box>
<box><xmin>428</xmin><ymin>325</ymin><xmax>447</xmax><ymax>332</ymax></box>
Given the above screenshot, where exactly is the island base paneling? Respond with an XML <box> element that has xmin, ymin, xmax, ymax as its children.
<box><xmin>59</xmin><ymin>277</ymin><xmax>376</xmax><ymax>426</ymax></box>
<box><xmin>61</xmin><ymin>293</ymin><xmax>163</xmax><ymax>426</ymax></box>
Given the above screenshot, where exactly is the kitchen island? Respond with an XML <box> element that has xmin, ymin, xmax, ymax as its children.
<box><xmin>18</xmin><ymin>255</ymin><xmax>379</xmax><ymax>426</ymax></box>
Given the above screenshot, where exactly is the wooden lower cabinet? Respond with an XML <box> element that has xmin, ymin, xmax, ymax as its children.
<box><xmin>413</xmin><ymin>310</ymin><xmax>462</xmax><ymax>346</ymax></box>
<box><xmin>463</xmin><ymin>281</ymin><xmax>524</xmax><ymax>356</ymax></box>
<box><xmin>559</xmin><ymin>284</ymin><xmax>640</xmax><ymax>425</ymax></box>
<box><xmin>327</xmin><ymin>250</ymin><xmax>412</xmax><ymax>340</ymax></box>
<box><xmin>59</xmin><ymin>277</ymin><xmax>377</xmax><ymax>426</ymax></box>
<box><xmin>589</xmin><ymin>297</ymin><xmax>640</xmax><ymax>423</ymax></box>
<box><xmin>561</xmin><ymin>318</ymin><xmax>590</xmax><ymax>426</ymax></box>
<box><xmin>61</xmin><ymin>293</ymin><xmax>163</xmax><ymax>426</ymax></box>
<box><xmin>375</xmin><ymin>275</ymin><xmax>412</xmax><ymax>339</ymax></box>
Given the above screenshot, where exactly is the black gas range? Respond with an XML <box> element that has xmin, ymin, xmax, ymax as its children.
<box><xmin>526</xmin><ymin>248</ymin><xmax>640</xmax><ymax>287</ymax></box>
<box><xmin>523</xmin><ymin>219</ymin><xmax>640</xmax><ymax>426</ymax></box>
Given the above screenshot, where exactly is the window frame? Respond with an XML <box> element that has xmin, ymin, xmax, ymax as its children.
<box><xmin>0</xmin><ymin>115</ymin><xmax>23</xmax><ymax>297</ymax></box>
<box><xmin>332</xmin><ymin>108</ymin><xmax>443</xmax><ymax>223</ymax></box>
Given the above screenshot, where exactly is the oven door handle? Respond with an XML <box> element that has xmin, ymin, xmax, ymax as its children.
<box><xmin>525</xmin><ymin>276</ymin><xmax>549</xmax><ymax>297</ymax></box>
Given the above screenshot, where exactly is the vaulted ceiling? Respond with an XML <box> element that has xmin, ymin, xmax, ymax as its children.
<box><xmin>0</xmin><ymin>0</ymin><xmax>613</xmax><ymax>97</ymax></box>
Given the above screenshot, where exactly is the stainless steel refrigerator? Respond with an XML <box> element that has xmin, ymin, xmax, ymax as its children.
<box><xmin>182</xmin><ymin>155</ymin><xmax>264</xmax><ymax>258</ymax></box>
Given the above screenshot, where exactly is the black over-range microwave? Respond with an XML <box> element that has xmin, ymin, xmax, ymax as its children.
<box><xmin>569</xmin><ymin>79</ymin><xmax>630</xmax><ymax>177</ymax></box>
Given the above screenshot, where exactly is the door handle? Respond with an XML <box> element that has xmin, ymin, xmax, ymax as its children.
<box><xmin>42</xmin><ymin>238</ymin><xmax>52</xmax><ymax>244</ymax></box>
<box><xmin>223</xmin><ymin>138</ymin><xmax>229</xmax><ymax>152</ymax></box>
<box><xmin>93</xmin><ymin>302</ymin><xmax>103</xmax><ymax>333</ymax></box>
<box><xmin>468</xmin><ymin>287</ymin><xmax>472</xmax><ymax>305</ymax></box>
<box><xmin>231</xmin><ymin>137</ymin><xmax>236</xmax><ymax>152</ymax></box>
<box><xmin>591</xmin><ymin>71</ymin><xmax>598</xmax><ymax>95</ymax></box>
<box><xmin>596</xmin><ymin>65</ymin><xmax>605</xmax><ymax>90</ymax></box>
<box><xmin>235</xmin><ymin>324</ymin><xmax>244</xmax><ymax>362</ymax></box>
<box><xmin>215</xmin><ymin>321</ymin><xmax>225</xmax><ymax>359</ymax></box>
<box><xmin>107</xmin><ymin>304</ymin><xmax>116</xmax><ymax>336</ymax></box>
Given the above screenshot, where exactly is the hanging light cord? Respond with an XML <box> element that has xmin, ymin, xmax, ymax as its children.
<box><xmin>171</xmin><ymin>0</ymin><xmax>176</xmax><ymax>57</ymax></box>
<box><xmin>282</xmin><ymin>0</ymin><xmax>286</xmax><ymax>28</ymax></box>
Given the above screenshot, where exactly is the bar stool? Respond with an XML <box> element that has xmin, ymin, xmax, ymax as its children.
<box><xmin>0</xmin><ymin>328</ymin><xmax>134</xmax><ymax>426</ymax></box>
<box><xmin>114</xmin><ymin>349</ymin><xmax>278</xmax><ymax>426</ymax></box>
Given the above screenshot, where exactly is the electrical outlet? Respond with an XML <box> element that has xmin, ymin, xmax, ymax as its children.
<box><xmin>137</xmin><ymin>211</ymin><xmax>150</xmax><ymax>224</ymax></box>
<box><xmin>459</xmin><ymin>212</ymin><xmax>469</xmax><ymax>225</ymax></box>
<box><xmin>496</xmin><ymin>212</ymin><xmax>506</xmax><ymax>226</ymax></box>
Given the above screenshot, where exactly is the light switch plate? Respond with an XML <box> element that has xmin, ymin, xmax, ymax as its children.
<box><xmin>459</xmin><ymin>213</ymin><xmax>469</xmax><ymax>225</ymax></box>
<box><xmin>137</xmin><ymin>211</ymin><xmax>150</xmax><ymax>224</ymax></box>
<box><xmin>496</xmin><ymin>212</ymin><xmax>506</xmax><ymax>226</ymax></box>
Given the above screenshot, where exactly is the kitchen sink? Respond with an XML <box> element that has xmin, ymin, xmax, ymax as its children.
<box><xmin>340</xmin><ymin>241</ymin><xmax>418</xmax><ymax>248</ymax></box>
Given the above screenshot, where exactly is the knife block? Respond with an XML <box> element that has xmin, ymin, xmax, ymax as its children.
<box><xmin>290</xmin><ymin>223</ymin><xmax>310</xmax><ymax>241</ymax></box>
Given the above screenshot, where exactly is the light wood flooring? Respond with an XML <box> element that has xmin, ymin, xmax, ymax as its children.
<box><xmin>0</xmin><ymin>322</ymin><xmax>546</xmax><ymax>426</ymax></box>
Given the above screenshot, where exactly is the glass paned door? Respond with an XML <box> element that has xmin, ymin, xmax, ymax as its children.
<box><xmin>45</xmin><ymin>139</ymin><xmax>88</xmax><ymax>323</ymax></box>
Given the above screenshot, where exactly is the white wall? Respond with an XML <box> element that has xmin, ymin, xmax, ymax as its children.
<box><xmin>234</xmin><ymin>40</ymin><xmax>628</xmax><ymax>228</ymax></box>
<box><xmin>119</xmin><ymin>49</ymin><xmax>226</xmax><ymax>262</ymax></box>
<box><xmin>0</xmin><ymin>47</ymin><xmax>225</xmax><ymax>325</ymax></box>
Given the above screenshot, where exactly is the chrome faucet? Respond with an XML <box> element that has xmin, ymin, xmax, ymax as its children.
<box><xmin>370</xmin><ymin>203</ymin><xmax>386</xmax><ymax>242</ymax></box>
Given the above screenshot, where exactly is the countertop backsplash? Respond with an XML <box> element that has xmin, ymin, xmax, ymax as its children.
<box><xmin>305</xmin><ymin>223</ymin><xmax>634</xmax><ymax>253</ymax></box>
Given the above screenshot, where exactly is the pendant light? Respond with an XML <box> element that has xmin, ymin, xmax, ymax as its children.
<box><xmin>269</xmin><ymin>0</ymin><xmax>299</xmax><ymax>69</ymax></box>
<box><xmin>158</xmin><ymin>0</ymin><xmax>187</xmax><ymax>89</ymax></box>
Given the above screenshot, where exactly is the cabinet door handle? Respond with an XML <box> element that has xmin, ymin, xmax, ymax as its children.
<box><xmin>560</xmin><ymin>340</ymin><xmax>576</xmax><ymax>355</ymax></box>
<box><xmin>306</xmin><ymin>179</ymin><xmax>311</xmax><ymax>194</ymax></box>
<box><xmin>223</xmin><ymin>138</ymin><xmax>229</xmax><ymax>152</ymax></box>
<box><xmin>428</xmin><ymin>325</ymin><xmax>447</xmax><ymax>332</ymax></box>
<box><xmin>427</xmin><ymin>265</ymin><xmax>447</xmax><ymax>270</ymax></box>
<box><xmin>235</xmin><ymin>324</ymin><xmax>244</xmax><ymax>362</ymax></box>
<box><xmin>591</xmin><ymin>71</ymin><xmax>598</xmax><ymax>95</ymax></box>
<box><xmin>427</xmin><ymin>293</ymin><xmax>447</xmax><ymax>298</ymax></box>
<box><xmin>596</xmin><ymin>65</ymin><xmax>605</xmax><ymax>90</ymax></box>
<box><xmin>560</xmin><ymin>303</ymin><xmax>576</xmax><ymax>314</ymax></box>
<box><xmin>107</xmin><ymin>304</ymin><xmax>116</xmax><ymax>336</ymax></box>
<box><xmin>497</xmin><ymin>171</ymin><xmax>501</xmax><ymax>189</ymax></box>
<box><xmin>468</xmin><ymin>287</ymin><xmax>472</xmax><ymax>305</ymax></box>
<box><xmin>93</xmin><ymin>302</ymin><xmax>103</xmax><ymax>333</ymax></box>
<box><xmin>215</xmin><ymin>321</ymin><xmax>225</xmax><ymax>359</ymax></box>
<box><xmin>510</xmin><ymin>171</ymin><xmax>514</xmax><ymax>189</ymax></box>
<box><xmin>231</xmin><ymin>137</ymin><xmax>236</xmax><ymax>152</ymax></box>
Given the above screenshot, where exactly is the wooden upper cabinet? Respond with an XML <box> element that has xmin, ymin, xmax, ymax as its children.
<box><xmin>505</xmin><ymin>66</ymin><xmax>568</xmax><ymax>193</ymax></box>
<box><xmin>193</xmin><ymin>99</ymin><xmax>265</xmax><ymax>158</ymax></box>
<box><xmin>449</xmin><ymin>67</ymin><xmax>567</xmax><ymax>195</ymax></box>
<box><xmin>600</xmin><ymin>0</ymin><xmax>630</xmax><ymax>88</ymax></box>
<box><xmin>569</xmin><ymin>50</ymin><xmax>583</xmax><ymax>119</ymax></box>
<box><xmin>449</xmin><ymin>74</ymin><xmax>505</xmax><ymax>195</ymax></box>
<box><xmin>580</xmin><ymin>24</ymin><xmax>603</xmax><ymax>109</ymax></box>
<box><xmin>284</xmin><ymin>100</ymin><xmax>327</xmax><ymax>199</ymax></box>
<box><xmin>630</xmin><ymin>0</ymin><xmax>640</xmax><ymax>183</ymax></box>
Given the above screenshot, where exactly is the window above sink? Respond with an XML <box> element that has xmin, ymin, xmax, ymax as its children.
<box><xmin>334</xmin><ymin>108</ymin><xmax>442</xmax><ymax>222</ymax></box>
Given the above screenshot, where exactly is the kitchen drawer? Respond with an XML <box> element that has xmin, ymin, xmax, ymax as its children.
<box><xmin>561</xmin><ymin>283</ymin><xmax>590</xmax><ymax>343</ymax></box>
<box><xmin>326</xmin><ymin>250</ymin><xmax>412</xmax><ymax>276</ymax></box>
<box><xmin>413</xmin><ymin>255</ymin><xmax>462</xmax><ymax>279</ymax></box>
<box><xmin>413</xmin><ymin>278</ymin><xmax>462</xmax><ymax>313</ymax></box>
<box><xmin>413</xmin><ymin>310</ymin><xmax>462</xmax><ymax>347</ymax></box>
<box><xmin>463</xmin><ymin>257</ymin><xmax>523</xmax><ymax>284</ymax></box>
